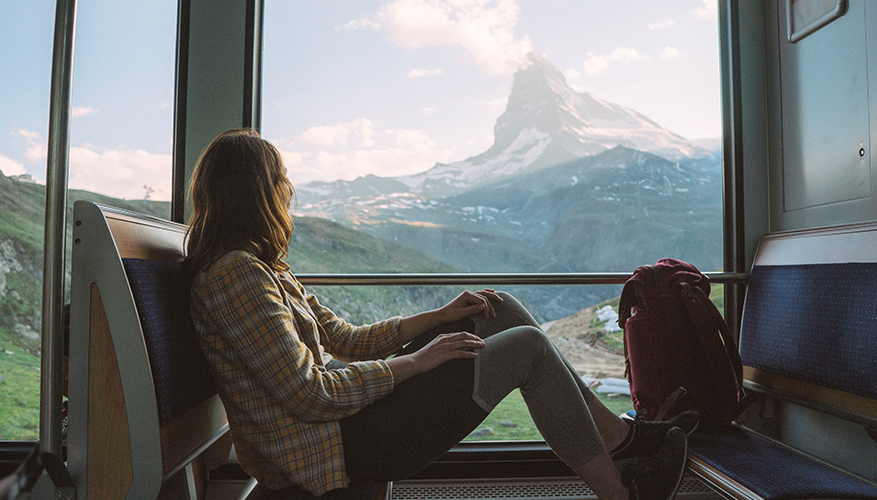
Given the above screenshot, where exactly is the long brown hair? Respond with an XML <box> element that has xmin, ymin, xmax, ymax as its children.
<box><xmin>185</xmin><ymin>129</ymin><xmax>294</xmax><ymax>273</ymax></box>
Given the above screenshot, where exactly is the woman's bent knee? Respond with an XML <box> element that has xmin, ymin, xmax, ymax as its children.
<box><xmin>511</xmin><ymin>325</ymin><xmax>552</xmax><ymax>350</ymax></box>
<box><xmin>472</xmin><ymin>292</ymin><xmax>542</xmax><ymax>337</ymax></box>
<box><xmin>479</xmin><ymin>326</ymin><xmax>552</xmax><ymax>378</ymax></box>
<box><xmin>473</xmin><ymin>326</ymin><xmax>558</xmax><ymax>411</ymax></box>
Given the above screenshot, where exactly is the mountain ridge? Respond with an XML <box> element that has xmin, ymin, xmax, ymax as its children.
<box><xmin>298</xmin><ymin>52</ymin><xmax>711</xmax><ymax>202</ymax></box>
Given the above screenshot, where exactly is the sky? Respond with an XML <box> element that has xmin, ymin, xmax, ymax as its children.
<box><xmin>0</xmin><ymin>0</ymin><xmax>720</xmax><ymax>202</ymax></box>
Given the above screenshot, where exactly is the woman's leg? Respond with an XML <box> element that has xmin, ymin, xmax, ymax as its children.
<box><xmin>475</xmin><ymin>292</ymin><xmax>698</xmax><ymax>456</ymax></box>
<box><xmin>341</xmin><ymin>356</ymin><xmax>489</xmax><ymax>482</ymax></box>
<box><xmin>402</xmin><ymin>292</ymin><xmax>692</xmax><ymax>454</ymax></box>
<box><xmin>471</xmin><ymin>292</ymin><xmax>631</xmax><ymax>450</ymax></box>
<box><xmin>470</xmin><ymin>326</ymin><xmax>607</xmax><ymax>471</ymax></box>
<box><xmin>344</xmin><ymin>296</ymin><xmax>692</xmax><ymax>499</ymax></box>
<box><xmin>346</xmin><ymin>312</ymin><xmax>607</xmax><ymax>479</ymax></box>
<box><xmin>398</xmin><ymin>291</ymin><xmax>630</xmax><ymax>451</ymax></box>
<box><xmin>342</xmin><ymin>324</ymin><xmax>632</xmax><ymax>499</ymax></box>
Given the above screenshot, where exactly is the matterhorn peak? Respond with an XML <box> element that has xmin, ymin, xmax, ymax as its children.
<box><xmin>401</xmin><ymin>52</ymin><xmax>708</xmax><ymax>196</ymax></box>
<box><xmin>488</xmin><ymin>51</ymin><xmax>705</xmax><ymax>162</ymax></box>
<box><xmin>302</xmin><ymin>52</ymin><xmax>710</xmax><ymax>200</ymax></box>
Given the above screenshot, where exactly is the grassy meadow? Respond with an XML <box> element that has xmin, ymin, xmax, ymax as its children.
<box><xmin>464</xmin><ymin>390</ymin><xmax>635</xmax><ymax>442</ymax></box>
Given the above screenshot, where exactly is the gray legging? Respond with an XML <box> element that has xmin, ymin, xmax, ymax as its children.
<box><xmin>339</xmin><ymin>292</ymin><xmax>604</xmax><ymax>482</ymax></box>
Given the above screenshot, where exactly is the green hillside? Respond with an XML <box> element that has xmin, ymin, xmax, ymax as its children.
<box><xmin>286</xmin><ymin>216</ymin><xmax>465</xmax><ymax>324</ymax></box>
<box><xmin>0</xmin><ymin>177</ymin><xmax>174</xmax><ymax>439</ymax></box>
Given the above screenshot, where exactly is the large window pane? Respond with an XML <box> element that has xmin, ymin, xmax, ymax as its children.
<box><xmin>264</xmin><ymin>0</ymin><xmax>722</xmax><ymax>440</ymax></box>
<box><xmin>0</xmin><ymin>1</ymin><xmax>175</xmax><ymax>440</ymax></box>
<box><xmin>263</xmin><ymin>1</ymin><xmax>722</xmax><ymax>270</ymax></box>
<box><xmin>0</xmin><ymin>1</ymin><xmax>54</xmax><ymax>441</ymax></box>
<box><xmin>69</xmin><ymin>0</ymin><xmax>176</xmax><ymax>212</ymax></box>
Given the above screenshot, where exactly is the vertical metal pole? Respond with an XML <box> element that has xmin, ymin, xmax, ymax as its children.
<box><xmin>172</xmin><ymin>0</ymin><xmax>191</xmax><ymax>224</ymax></box>
<box><xmin>720</xmin><ymin>0</ymin><xmax>746</xmax><ymax>336</ymax></box>
<box><xmin>243</xmin><ymin>0</ymin><xmax>263</xmax><ymax>132</ymax></box>
<box><xmin>40</xmin><ymin>0</ymin><xmax>78</xmax><ymax>456</ymax></box>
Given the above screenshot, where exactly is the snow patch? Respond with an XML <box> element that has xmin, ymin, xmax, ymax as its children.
<box><xmin>595</xmin><ymin>305</ymin><xmax>621</xmax><ymax>332</ymax></box>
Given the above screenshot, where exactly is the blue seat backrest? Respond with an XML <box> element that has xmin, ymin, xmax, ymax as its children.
<box><xmin>122</xmin><ymin>258</ymin><xmax>217</xmax><ymax>427</ymax></box>
<box><xmin>739</xmin><ymin>262</ymin><xmax>877</xmax><ymax>400</ymax></box>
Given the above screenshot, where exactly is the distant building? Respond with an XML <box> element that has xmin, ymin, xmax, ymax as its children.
<box><xmin>10</xmin><ymin>174</ymin><xmax>37</xmax><ymax>184</ymax></box>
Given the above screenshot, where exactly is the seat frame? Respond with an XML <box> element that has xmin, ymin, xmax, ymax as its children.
<box><xmin>64</xmin><ymin>201</ymin><xmax>229</xmax><ymax>500</ymax></box>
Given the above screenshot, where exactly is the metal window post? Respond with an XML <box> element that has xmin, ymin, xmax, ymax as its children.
<box><xmin>40</xmin><ymin>0</ymin><xmax>78</xmax><ymax>457</ymax></box>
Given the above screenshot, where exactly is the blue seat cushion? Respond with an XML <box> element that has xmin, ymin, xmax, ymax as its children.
<box><xmin>740</xmin><ymin>263</ymin><xmax>877</xmax><ymax>400</ymax></box>
<box><xmin>689</xmin><ymin>428</ymin><xmax>877</xmax><ymax>499</ymax></box>
<box><xmin>123</xmin><ymin>258</ymin><xmax>216</xmax><ymax>427</ymax></box>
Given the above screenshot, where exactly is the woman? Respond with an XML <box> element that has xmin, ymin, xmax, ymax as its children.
<box><xmin>185</xmin><ymin>129</ymin><xmax>696</xmax><ymax>500</ymax></box>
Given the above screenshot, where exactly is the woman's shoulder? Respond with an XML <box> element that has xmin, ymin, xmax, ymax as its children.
<box><xmin>195</xmin><ymin>250</ymin><xmax>276</xmax><ymax>286</ymax></box>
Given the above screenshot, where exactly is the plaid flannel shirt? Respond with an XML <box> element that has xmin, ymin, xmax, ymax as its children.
<box><xmin>191</xmin><ymin>251</ymin><xmax>402</xmax><ymax>495</ymax></box>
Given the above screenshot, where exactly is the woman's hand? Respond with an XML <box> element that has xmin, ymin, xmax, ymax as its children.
<box><xmin>385</xmin><ymin>332</ymin><xmax>485</xmax><ymax>385</ymax></box>
<box><xmin>398</xmin><ymin>289</ymin><xmax>503</xmax><ymax>344</ymax></box>
<box><xmin>411</xmin><ymin>331</ymin><xmax>485</xmax><ymax>372</ymax></box>
<box><xmin>438</xmin><ymin>289</ymin><xmax>503</xmax><ymax>321</ymax></box>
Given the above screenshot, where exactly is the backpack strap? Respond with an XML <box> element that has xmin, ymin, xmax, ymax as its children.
<box><xmin>690</xmin><ymin>284</ymin><xmax>744</xmax><ymax>391</ymax></box>
<box><xmin>655</xmin><ymin>387</ymin><xmax>687</xmax><ymax>421</ymax></box>
<box><xmin>680</xmin><ymin>282</ymin><xmax>746</xmax><ymax>422</ymax></box>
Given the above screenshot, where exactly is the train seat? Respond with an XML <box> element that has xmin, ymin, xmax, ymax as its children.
<box><xmin>67</xmin><ymin>201</ymin><xmax>385</xmax><ymax>500</ymax></box>
<box><xmin>686</xmin><ymin>224</ymin><xmax>877</xmax><ymax>499</ymax></box>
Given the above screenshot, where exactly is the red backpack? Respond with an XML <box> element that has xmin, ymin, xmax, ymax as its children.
<box><xmin>617</xmin><ymin>258</ymin><xmax>745</xmax><ymax>428</ymax></box>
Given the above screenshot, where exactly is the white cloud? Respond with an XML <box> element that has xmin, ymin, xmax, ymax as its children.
<box><xmin>295</xmin><ymin>124</ymin><xmax>351</xmax><ymax>148</ymax></box>
<box><xmin>72</xmin><ymin>106</ymin><xmax>98</xmax><ymax>117</ymax></box>
<box><xmin>8</xmin><ymin>128</ymin><xmax>170</xmax><ymax>200</ymax></box>
<box><xmin>68</xmin><ymin>146</ymin><xmax>171</xmax><ymax>201</ymax></box>
<box><xmin>14</xmin><ymin>129</ymin><xmax>39</xmax><ymax>141</ymax></box>
<box><xmin>582</xmin><ymin>48</ymin><xmax>647</xmax><ymax>74</ymax></box>
<box><xmin>564</xmin><ymin>68</ymin><xmax>581</xmax><ymax>80</ymax></box>
<box><xmin>376</xmin><ymin>0</ymin><xmax>533</xmax><ymax>74</ymax></box>
<box><xmin>0</xmin><ymin>155</ymin><xmax>25</xmax><ymax>176</ymax></box>
<box><xmin>13</xmin><ymin>129</ymin><xmax>47</xmax><ymax>163</ymax></box>
<box><xmin>694</xmin><ymin>0</ymin><xmax>718</xmax><ymax>20</ymax></box>
<box><xmin>648</xmin><ymin>19</ymin><xmax>675</xmax><ymax>30</ymax></box>
<box><xmin>293</xmin><ymin>118</ymin><xmax>383</xmax><ymax>149</ymax></box>
<box><xmin>279</xmin><ymin>118</ymin><xmax>456</xmax><ymax>184</ymax></box>
<box><xmin>661</xmin><ymin>46</ymin><xmax>680</xmax><ymax>59</ymax></box>
<box><xmin>408</xmin><ymin>68</ymin><xmax>443</xmax><ymax>78</ymax></box>
<box><xmin>420</xmin><ymin>106</ymin><xmax>436</xmax><ymax>114</ymax></box>
<box><xmin>582</xmin><ymin>55</ymin><xmax>609</xmax><ymax>75</ymax></box>
<box><xmin>394</xmin><ymin>128</ymin><xmax>433</xmax><ymax>147</ymax></box>
<box><xmin>610</xmin><ymin>47</ymin><xmax>646</xmax><ymax>64</ymax></box>
<box><xmin>338</xmin><ymin>18</ymin><xmax>381</xmax><ymax>31</ymax></box>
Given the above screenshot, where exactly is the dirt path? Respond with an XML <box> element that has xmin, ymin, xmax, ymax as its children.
<box><xmin>543</xmin><ymin>307</ymin><xmax>626</xmax><ymax>379</ymax></box>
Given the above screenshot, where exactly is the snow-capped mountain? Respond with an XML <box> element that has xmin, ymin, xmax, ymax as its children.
<box><xmin>285</xmin><ymin>53</ymin><xmax>722</xmax><ymax>319</ymax></box>
<box><xmin>299</xmin><ymin>52</ymin><xmax>709</xmax><ymax>201</ymax></box>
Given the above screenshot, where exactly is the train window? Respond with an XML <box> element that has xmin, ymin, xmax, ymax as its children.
<box><xmin>263</xmin><ymin>1</ymin><xmax>722</xmax><ymax>440</ymax></box>
<box><xmin>68</xmin><ymin>0</ymin><xmax>176</xmax><ymax>211</ymax></box>
<box><xmin>0</xmin><ymin>0</ymin><xmax>54</xmax><ymax>442</ymax></box>
<box><xmin>0</xmin><ymin>0</ymin><xmax>175</xmax><ymax>440</ymax></box>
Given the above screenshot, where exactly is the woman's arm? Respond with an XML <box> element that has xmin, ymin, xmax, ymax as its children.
<box><xmin>385</xmin><ymin>331</ymin><xmax>485</xmax><ymax>385</ymax></box>
<box><xmin>397</xmin><ymin>289</ymin><xmax>503</xmax><ymax>344</ymax></box>
<box><xmin>304</xmin><ymin>287</ymin><xmax>402</xmax><ymax>361</ymax></box>
<box><xmin>383</xmin><ymin>289</ymin><xmax>501</xmax><ymax>385</ymax></box>
<box><xmin>193</xmin><ymin>253</ymin><xmax>395</xmax><ymax>421</ymax></box>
